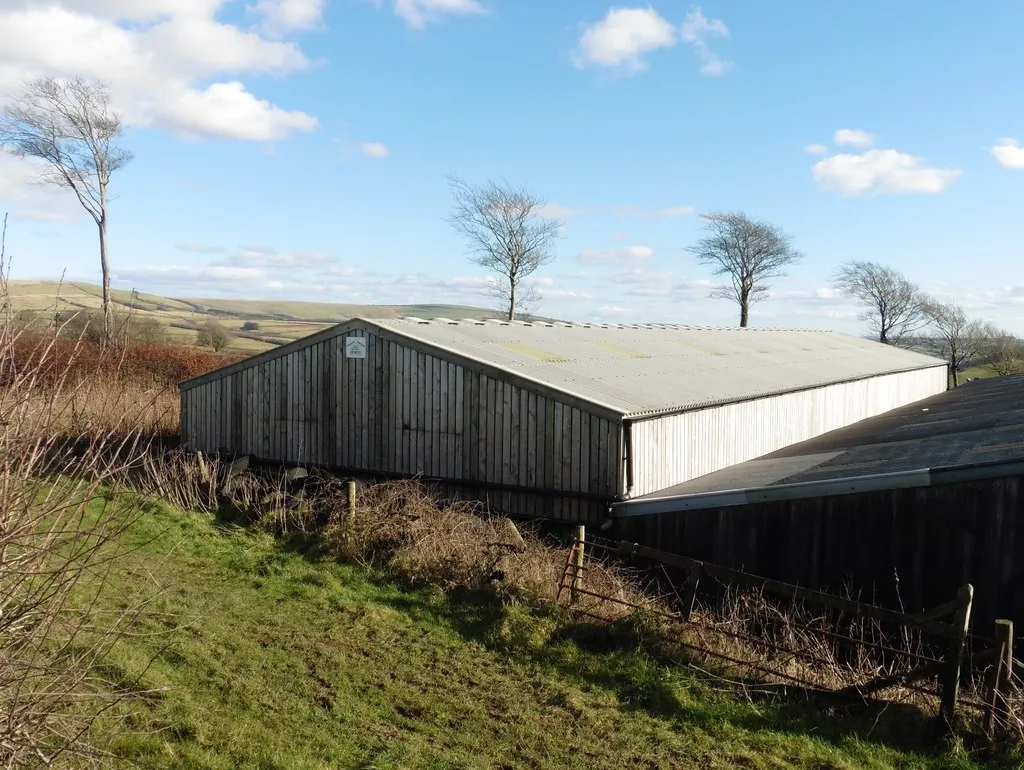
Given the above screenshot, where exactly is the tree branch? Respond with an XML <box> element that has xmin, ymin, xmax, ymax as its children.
<box><xmin>0</xmin><ymin>76</ymin><xmax>133</xmax><ymax>343</ymax></box>
<box><xmin>446</xmin><ymin>175</ymin><xmax>562</xmax><ymax>320</ymax></box>
<box><xmin>687</xmin><ymin>210</ymin><xmax>802</xmax><ymax>326</ymax></box>
<box><xmin>833</xmin><ymin>261</ymin><xmax>927</xmax><ymax>344</ymax></box>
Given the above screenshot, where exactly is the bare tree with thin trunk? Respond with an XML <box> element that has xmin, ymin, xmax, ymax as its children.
<box><xmin>1</xmin><ymin>213</ymin><xmax>11</xmax><ymax>327</ymax></box>
<box><xmin>832</xmin><ymin>261</ymin><xmax>928</xmax><ymax>345</ymax></box>
<box><xmin>687</xmin><ymin>210</ymin><xmax>803</xmax><ymax>327</ymax></box>
<box><xmin>983</xmin><ymin>330</ymin><xmax>1024</xmax><ymax>377</ymax></box>
<box><xmin>922</xmin><ymin>300</ymin><xmax>992</xmax><ymax>387</ymax></box>
<box><xmin>445</xmin><ymin>175</ymin><xmax>562</xmax><ymax>321</ymax></box>
<box><xmin>0</xmin><ymin>77</ymin><xmax>133</xmax><ymax>343</ymax></box>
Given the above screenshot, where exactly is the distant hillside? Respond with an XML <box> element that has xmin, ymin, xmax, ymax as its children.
<box><xmin>6</xmin><ymin>280</ymin><xmax>552</xmax><ymax>353</ymax></box>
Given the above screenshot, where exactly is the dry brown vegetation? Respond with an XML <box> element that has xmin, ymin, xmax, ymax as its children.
<box><xmin>140</xmin><ymin>459</ymin><xmax>657</xmax><ymax>625</ymax></box>
<box><xmin>0</xmin><ymin>332</ymin><xmax>157</xmax><ymax>764</ymax></box>
<box><xmin>0</xmin><ymin>291</ymin><xmax>239</xmax><ymax>763</ymax></box>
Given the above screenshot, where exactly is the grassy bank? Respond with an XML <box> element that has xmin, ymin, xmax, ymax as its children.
<box><xmin>88</xmin><ymin>497</ymin><xmax>1009</xmax><ymax>769</ymax></box>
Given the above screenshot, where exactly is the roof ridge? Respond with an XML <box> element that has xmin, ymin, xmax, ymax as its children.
<box><xmin>389</xmin><ymin>317</ymin><xmax>835</xmax><ymax>333</ymax></box>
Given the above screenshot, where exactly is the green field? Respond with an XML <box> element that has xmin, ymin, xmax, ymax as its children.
<box><xmin>6</xmin><ymin>281</ymin><xmax>519</xmax><ymax>354</ymax></box>
<box><xmin>959</xmin><ymin>365</ymin><xmax>998</xmax><ymax>382</ymax></box>
<box><xmin>84</xmin><ymin>497</ymin><xmax>1009</xmax><ymax>769</ymax></box>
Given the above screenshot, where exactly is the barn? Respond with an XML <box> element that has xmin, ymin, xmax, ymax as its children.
<box><xmin>612</xmin><ymin>374</ymin><xmax>1024</xmax><ymax>628</ymax></box>
<box><xmin>179</xmin><ymin>317</ymin><xmax>948</xmax><ymax>524</ymax></box>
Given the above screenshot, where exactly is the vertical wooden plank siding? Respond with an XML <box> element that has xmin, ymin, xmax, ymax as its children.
<box><xmin>615</xmin><ymin>475</ymin><xmax>1024</xmax><ymax>634</ymax></box>
<box><xmin>181</xmin><ymin>329</ymin><xmax>624</xmax><ymax>523</ymax></box>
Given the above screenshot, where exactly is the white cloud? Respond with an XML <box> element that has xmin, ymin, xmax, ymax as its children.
<box><xmin>578</xmin><ymin>245</ymin><xmax>654</xmax><ymax>264</ymax></box>
<box><xmin>250</xmin><ymin>0</ymin><xmax>324</xmax><ymax>35</ymax></box>
<box><xmin>612</xmin><ymin>269</ymin><xmax>673</xmax><ymax>285</ymax></box>
<box><xmin>376</xmin><ymin>0</ymin><xmax>486</xmax><ymax>29</ymax></box>
<box><xmin>804</xmin><ymin>143</ymin><xmax>828</xmax><ymax>155</ymax></box>
<box><xmin>1</xmin><ymin>2</ymin><xmax>224</xmax><ymax>20</ymax></box>
<box><xmin>322</xmin><ymin>265</ymin><xmax>364</xmax><ymax>277</ymax></box>
<box><xmin>544</xmin><ymin>289</ymin><xmax>593</xmax><ymax>301</ymax></box>
<box><xmin>175</xmin><ymin>242</ymin><xmax>225</xmax><ymax>253</ymax></box>
<box><xmin>360</xmin><ymin>142</ymin><xmax>390</xmax><ymax>159</ymax></box>
<box><xmin>573</xmin><ymin>7</ymin><xmax>677</xmax><ymax>73</ymax></box>
<box><xmin>109</xmin><ymin>244</ymin><xmax>359</xmax><ymax>297</ymax></box>
<box><xmin>812</xmin><ymin>148</ymin><xmax>961</xmax><ymax>196</ymax></box>
<box><xmin>833</xmin><ymin>129</ymin><xmax>875</xmax><ymax>148</ymax></box>
<box><xmin>680</xmin><ymin>7</ymin><xmax>731</xmax><ymax>76</ymax></box>
<box><xmin>113</xmin><ymin>264</ymin><xmax>268</xmax><ymax>282</ymax></box>
<box><xmin>536</xmin><ymin>202</ymin><xmax>587</xmax><ymax>221</ymax></box>
<box><xmin>226</xmin><ymin>247</ymin><xmax>331</xmax><ymax>268</ymax></box>
<box><xmin>672</xmin><ymin>277</ymin><xmax>716</xmax><ymax>301</ymax></box>
<box><xmin>613</xmin><ymin>204</ymin><xmax>694</xmax><ymax>219</ymax></box>
<box><xmin>536</xmin><ymin>202</ymin><xmax>693</xmax><ymax>220</ymax></box>
<box><xmin>111</xmin><ymin>258</ymin><xmax>356</xmax><ymax>297</ymax></box>
<box><xmin>448</xmin><ymin>275</ymin><xmax>497</xmax><ymax>290</ymax></box>
<box><xmin>0</xmin><ymin>2</ymin><xmax>319</xmax><ymax>144</ymax></box>
<box><xmin>625</xmin><ymin>286</ymin><xmax>672</xmax><ymax>297</ymax></box>
<box><xmin>597</xmin><ymin>305</ymin><xmax>631</xmax><ymax>317</ymax></box>
<box><xmin>777</xmin><ymin>287</ymin><xmax>842</xmax><ymax>302</ymax></box>
<box><xmin>160</xmin><ymin>82</ymin><xmax>318</xmax><ymax>141</ymax></box>
<box><xmin>0</xmin><ymin>153</ymin><xmax>84</xmax><ymax>222</ymax></box>
<box><xmin>991</xmin><ymin>138</ymin><xmax>1024</xmax><ymax>170</ymax></box>
<box><xmin>334</xmin><ymin>138</ymin><xmax>393</xmax><ymax>162</ymax></box>
<box><xmin>680</xmin><ymin>7</ymin><xmax>728</xmax><ymax>43</ymax></box>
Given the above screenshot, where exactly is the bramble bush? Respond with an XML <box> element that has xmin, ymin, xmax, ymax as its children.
<box><xmin>1</xmin><ymin>332</ymin><xmax>243</xmax><ymax>390</ymax></box>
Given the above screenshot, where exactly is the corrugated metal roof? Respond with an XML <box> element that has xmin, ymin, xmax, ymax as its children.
<box><xmin>619</xmin><ymin>374</ymin><xmax>1024</xmax><ymax>505</ymax></box>
<box><xmin>372</xmin><ymin>319</ymin><xmax>946</xmax><ymax>418</ymax></box>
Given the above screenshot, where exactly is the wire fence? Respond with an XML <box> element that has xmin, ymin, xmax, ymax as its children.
<box><xmin>557</xmin><ymin>527</ymin><xmax>1022</xmax><ymax>742</ymax></box>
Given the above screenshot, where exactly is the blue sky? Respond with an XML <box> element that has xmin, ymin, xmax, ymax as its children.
<box><xmin>1</xmin><ymin>0</ymin><xmax>1023</xmax><ymax>334</ymax></box>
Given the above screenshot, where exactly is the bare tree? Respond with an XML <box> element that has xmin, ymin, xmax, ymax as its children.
<box><xmin>0</xmin><ymin>77</ymin><xmax>133</xmax><ymax>343</ymax></box>
<box><xmin>1</xmin><ymin>213</ymin><xmax>11</xmax><ymax>326</ymax></box>
<box><xmin>832</xmin><ymin>261</ymin><xmax>928</xmax><ymax>345</ymax></box>
<box><xmin>687</xmin><ymin>211</ymin><xmax>803</xmax><ymax>327</ymax></box>
<box><xmin>922</xmin><ymin>300</ymin><xmax>992</xmax><ymax>387</ymax></box>
<box><xmin>983</xmin><ymin>330</ymin><xmax>1024</xmax><ymax>377</ymax></box>
<box><xmin>446</xmin><ymin>176</ymin><xmax>562</xmax><ymax>321</ymax></box>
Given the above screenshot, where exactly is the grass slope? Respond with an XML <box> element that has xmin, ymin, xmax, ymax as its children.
<box><xmin>90</xmin><ymin>499</ymin><xmax>1001</xmax><ymax>770</ymax></box>
<box><xmin>7</xmin><ymin>281</ymin><xmax>537</xmax><ymax>354</ymax></box>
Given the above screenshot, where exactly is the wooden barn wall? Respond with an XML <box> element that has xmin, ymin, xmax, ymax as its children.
<box><xmin>616</xmin><ymin>474</ymin><xmax>1024</xmax><ymax>630</ymax></box>
<box><xmin>180</xmin><ymin>327</ymin><xmax>623</xmax><ymax>523</ymax></box>
<box><xmin>629</xmin><ymin>366</ymin><xmax>948</xmax><ymax>497</ymax></box>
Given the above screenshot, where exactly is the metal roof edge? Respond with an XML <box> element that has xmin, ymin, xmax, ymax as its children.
<box><xmin>178</xmin><ymin>317</ymin><xmax>380</xmax><ymax>391</ymax></box>
<box><xmin>611</xmin><ymin>458</ymin><xmax>1024</xmax><ymax>518</ymax></box>
<box><xmin>179</xmin><ymin>316</ymin><xmax>627</xmax><ymax>420</ymax></box>
<box><xmin>623</xmin><ymin>361</ymin><xmax>949</xmax><ymax>420</ymax></box>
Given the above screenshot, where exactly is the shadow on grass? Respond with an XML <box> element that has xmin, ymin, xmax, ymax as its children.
<box><xmin>372</xmin><ymin>580</ymin><xmax>1018</xmax><ymax>769</ymax></box>
<box><xmin>184</xmin><ymin>506</ymin><xmax>1017</xmax><ymax>770</ymax></box>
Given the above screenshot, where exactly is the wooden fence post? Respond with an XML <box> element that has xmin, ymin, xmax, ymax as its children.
<box><xmin>570</xmin><ymin>525</ymin><xmax>585</xmax><ymax>605</ymax></box>
<box><xmin>940</xmin><ymin>584</ymin><xmax>974</xmax><ymax>726</ymax></box>
<box><xmin>346</xmin><ymin>480</ymin><xmax>357</xmax><ymax>538</ymax></box>
<box><xmin>985</xmin><ymin>619</ymin><xmax>1014</xmax><ymax>738</ymax></box>
<box><xmin>681</xmin><ymin>564</ymin><xmax>702</xmax><ymax>621</ymax></box>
